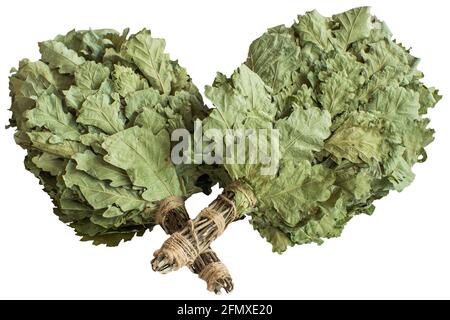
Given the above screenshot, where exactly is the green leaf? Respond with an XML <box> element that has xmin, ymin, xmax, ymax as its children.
<box><xmin>325</xmin><ymin>112</ymin><xmax>386</xmax><ymax>164</ymax></box>
<box><xmin>112</xmin><ymin>64</ymin><xmax>149</xmax><ymax>96</ymax></box>
<box><xmin>102</xmin><ymin>127</ymin><xmax>182</xmax><ymax>201</ymax></box>
<box><xmin>102</xmin><ymin>206</ymin><xmax>126</xmax><ymax>218</ymax></box>
<box><xmin>319</xmin><ymin>72</ymin><xmax>357</xmax><ymax>117</ymax></box>
<box><xmin>64</xmin><ymin>85</ymin><xmax>96</xmax><ymax>109</ymax></box>
<box><xmin>402</xmin><ymin>119</ymin><xmax>434</xmax><ymax>165</ymax></box>
<box><xmin>417</xmin><ymin>86</ymin><xmax>441</xmax><ymax>114</ymax></box>
<box><xmin>75</xmin><ymin>227</ymin><xmax>148</xmax><ymax>247</ymax></box>
<box><xmin>32</xmin><ymin>152</ymin><xmax>66</xmax><ymax>176</ymax></box>
<box><xmin>332</xmin><ymin>7</ymin><xmax>372</xmax><ymax>51</ymax></box>
<box><xmin>233</xmin><ymin>64</ymin><xmax>276</xmax><ymax>119</ymax></box>
<box><xmin>204</xmin><ymin>82</ymin><xmax>246</xmax><ymax>132</ymax></box>
<box><xmin>134</xmin><ymin>107</ymin><xmax>166</xmax><ymax>133</ymax></box>
<box><xmin>63</xmin><ymin>161</ymin><xmax>147</xmax><ymax>211</ymax></box>
<box><xmin>26</xmin><ymin>94</ymin><xmax>79</xmax><ymax>140</ymax></box>
<box><xmin>335</xmin><ymin>167</ymin><xmax>372</xmax><ymax>201</ymax></box>
<box><xmin>124</xmin><ymin>88</ymin><xmax>162</xmax><ymax>119</ymax></box>
<box><xmin>361</xmin><ymin>40</ymin><xmax>415</xmax><ymax>76</ymax></box>
<box><xmin>75</xmin><ymin>61</ymin><xmax>110</xmax><ymax>90</ymax></box>
<box><xmin>10</xmin><ymin>74</ymin><xmax>53</xmax><ymax>101</ymax></box>
<box><xmin>27</xmin><ymin>132</ymin><xmax>87</xmax><ymax>158</ymax></box>
<box><xmin>204</xmin><ymin>66</ymin><xmax>275</xmax><ymax>133</ymax></box>
<box><xmin>258</xmin><ymin>161</ymin><xmax>335</xmax><ymax>227</ymax></box>
<box><xmin>365</xmin><ymin>86</ymin><xmax>420</xmax><ymax>122</ymax></box>
<box><xmin>254</xmin><ymin>224</ymin><xmax>293</xmax><ymax>253</ymax></box>
<box><xmin>292</xmin><ymin>195</ymin><xmax>349</xmax><ymax>245</ymax></box>
<box><xmin>246</xmin><ymin>33</ymin><xmax>301</xmax><ymax>92</ymax></box>
<box><xmin>122</xmin><ymin>29</ymin><xmax>172</xmax><ymax>94</ymax></box>
<box><xmin>90</xmin><ymin>214</ymin><xmax>126</xmax><ymax>229</ymax></box>
<box><xmin>11</xmin><ymin>60</ymin><xmax>71</xmax><ymax>92</ymax></box>
<box><xmin>73</xmin><ymin>150</ymin><xmax>131</xmax><ymax>187</ymax></box>
<box><xmin>77</xmin><ymin>92</ymin><xmax>125</xmax><ymax>134</ymax></box>
<box><xmin>276</xmin><ymin>106</ymin><xmax>331</xmax><ymax>161</ymax></box>
<box><xmin>39</xmin><ymin>40</ymin><xmax>86</xmax><ymax>74</ymax></box>
<box><xmin>388</xmin><ymin>157</ymin><xmax>415</xmax><ymax>192</ymax></box>
<box><xmin>79</xmin><ymin>133</ymin><xmax>107</xmax><ymax>155</ymax></box>
<box><xmin>294</xmin><ymin>10</ymin><xmax>332</xmax><ymax>50</ymax></box>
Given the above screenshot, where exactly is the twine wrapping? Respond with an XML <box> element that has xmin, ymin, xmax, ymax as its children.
<box><xmin>227</xmin><ymin>182</ymin><xmax>257</xmax><ymax>207</ymax></box>
<box><xmin>153</xmin><ymin>221</ymin><xmax>200</xmax><ymax>268</ymax></box>
<box><xmin>152</xmin><ymin>184</ymin><xmax>254</xmax><ymax>276</ymax></box>
<box><xmin>218</xmin><ymin>194</ymin><xmax>237</xmax><ymax>217</ymax></box>
<box><xmin>155</xmin><ymin>196</ymin><xmax>184</xmax><ymax>230</ymax></box>
<box><xmin>150</xmin><ymin>196</ymin><xmax>233</xmax><ymax>292</ymax></box>
<box><xmin>199</xmin><ymin>208</ymin><xmax>226</xmax><ymax>236</ymax></box>
<box><xmin>198</xmin><ymin>262</ymin><xmax>231</xmax><ymax>293</ymax></box>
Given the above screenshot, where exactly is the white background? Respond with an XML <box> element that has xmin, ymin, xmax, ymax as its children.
<box><xmin>0</xmin><ymin>0</ymin><xmax>449</xmax><ymax>300</ymax></box>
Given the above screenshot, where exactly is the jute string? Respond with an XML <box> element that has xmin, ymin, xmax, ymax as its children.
<box><xmin>155</xmin><ymin>221</ymin><xmax>200</xmax><ymax>267</ymax></box>
<box><xmin>227</xmin><ymin>182</ymin><xmax>257</xmax><ymax>207</ymax></box>
<box><xmin>153</xmin><ymin>183</ymin><xmax>256</xmax><ymax>272</ymax></box>
<box><xmin>155</xmin><ymin>196</ymin><xmax>184</xmax><ymax>229</ymax></box>
<box><xmin>199</xmin><ymin>207</ymin><xmax>226</xmax><ymax>236</ymax></box>
<box><xmin>199</xmin><ymin>262</ymin><xmax>231</xmax><ymax>292</ymax></box>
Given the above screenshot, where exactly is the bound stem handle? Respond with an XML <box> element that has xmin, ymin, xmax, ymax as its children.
<box><xmin>155</xmin><ymin>196</ymin><xmax>233</xmax><ymax>293</ymax></box>
<box><xmin>152</xmin><ymin>183</ymin><xmax>256</xmax><ymax>276</ymax></box>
